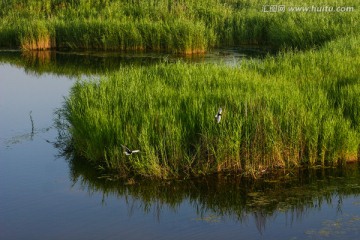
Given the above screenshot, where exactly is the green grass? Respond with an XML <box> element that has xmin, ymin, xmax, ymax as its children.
<box><xmin>59</xmin><ymin>35</ymin><xmax>360</xmax><ymax>179</ymax></box>
<box><xmin>0</xmin><ymin>0</ymin><xmax>359</xmax><ymax>52</ymax></box>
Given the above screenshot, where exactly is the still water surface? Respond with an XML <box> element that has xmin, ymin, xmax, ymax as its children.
<box><xmin>0</xmin><ymin>50</ymin><xmax>359</xmax><ymax>240</ymax></box>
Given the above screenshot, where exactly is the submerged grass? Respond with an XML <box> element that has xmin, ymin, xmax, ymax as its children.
<box><xmin>60</xmin><ymin>35</ymin><xmax>360</xmax><ymax>179</ymax></box>
<box><xmin>0</xmin><ymin>0</ymin><xmax>359</xmax><ymax>52</ymax></box>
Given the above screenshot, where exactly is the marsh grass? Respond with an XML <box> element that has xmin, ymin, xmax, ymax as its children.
<box><xmin>60</xmin><ymin>35</ymin><xmax>360</xmax><ymax>179</ymax></box>
<box><xmin>54</xmin><ymin>18</ymin><xmax>208</xmax><ymax>53</ymax></box>
<box><xmin>0</xmin><ymin>0</ymin><xmax>359</xmax><ymax>52</ymax></box>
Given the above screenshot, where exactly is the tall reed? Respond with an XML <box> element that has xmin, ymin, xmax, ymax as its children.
<box><xmin>0</xmin><ymin>0</ymin><xmax>358</xmax><ymax>52</ymax></box>
<box><xmin>60</xmin><ymin>35</ymin><xmax>360</xmax><ymax>179</ymax></box>
<box><xmin>54</xmin><ymin>18</ymin><xmax>208</xmax><ymax>53</ymax></box>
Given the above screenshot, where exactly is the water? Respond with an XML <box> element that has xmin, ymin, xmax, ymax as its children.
<box><xmin>1</xmin><ymin>51</ymin><xmax>360</xmax><ymax>240</ymax></box>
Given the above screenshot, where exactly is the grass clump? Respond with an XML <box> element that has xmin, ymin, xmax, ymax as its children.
<box><xmin>60</xmin><ymin>35</ymin><xmax>360</xmax><ymax>179</ymax></box>
<box><xmin>54</xmin><ymin>18</ymin><xmax>208</xmax><ymax>53</ymax></box>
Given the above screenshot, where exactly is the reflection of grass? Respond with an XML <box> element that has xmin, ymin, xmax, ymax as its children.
<box><xmin>4</xmin><ymin>127</ymin><xmax>51</xmax><ymax>147</ymax></box>
<box><xmin>0</xmin><ymin>51</ymin><xmax>165</xmax><ymax>77</ymax></box>
<box><xmin>60</xmin><ymin>35</ymin><xmax>360</xmax><ymax>179</ymax></box>
<box><xmin>64</xmin><ymin>156</ymin><xmax>360</xmax><ymax>235</ymax></box>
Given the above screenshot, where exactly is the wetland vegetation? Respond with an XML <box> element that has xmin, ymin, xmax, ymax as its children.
<box><xmin>0</xmin><ymin>0</ymin><xmax>359</xmax><ymax>53</ymax></box>
<box><xmin>2</xmin><ymin>0</ymin><xmax>358</xmax><ymax>179</ymax></box>
<box><xmin>58</xmin><ymin>35</ymin><xmax>360</xmax><ymax>179</ymax></box>
<box><xmin>2</xmin><ymin>60</ymin><xmax>359</xmax><ymax>239</ymax></box>
<box><xmin>2</xmin><ymin>1</ymin><xmax>360</xmax><ymax>237</ymax></box>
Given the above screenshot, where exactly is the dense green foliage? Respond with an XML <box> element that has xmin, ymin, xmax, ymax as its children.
<box><xmin>0</xmin><ymin>0</ymin><xmax>359</xmax><ymax>52</ymax></box>
<box><xmin>61</xmin><ymin>35</ymin><xmax>360</xmax><ymax>179</ymax></box>
<box><xmin>3</xmin><ymin>0</ymin><xmax>358</xmax><ymax>178</ymax></box>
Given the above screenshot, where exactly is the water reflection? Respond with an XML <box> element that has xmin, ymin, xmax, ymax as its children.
<box><xmin>53</xmin><ymin>106</ymin><xmax>360</xmax><ymax>235</ymax></box>
<box><xmin>0</xmin><ymin>48</ymin><xmax>268</xmax><ymax>76</ymax></box>
<box><xmin>64</xmin><ymin>146</ymin><xmax>360</xmax><ymax>234</ymax></box>
<box><xmin>1</xmin><ymin>52</ymin><xmax>359</xmax><ymax>239</ymax></box>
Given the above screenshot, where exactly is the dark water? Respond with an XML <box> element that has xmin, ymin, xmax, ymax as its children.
<box><xmin>0</xmin><ymin>47</ymin><xmax>267</xmax><ymax>76</ymax></box>
<box><xmin>1</xmin><ymin>51</ymin><xmax>360</xmax><ymax>240</ymax></box>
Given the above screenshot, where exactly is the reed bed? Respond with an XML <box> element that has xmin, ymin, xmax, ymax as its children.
<box><xmin>0</xmin><ymin>0</ymin><xmax>359</xmax><ymax>52</ymax></box>
<box><xmin>54</xmin><ymin>19</ymin><xmax>208</xmax><ymax>53</ymax></box>
<box><xmin>60</xmin><ymin>35</ymin><xmax>360</xmax><ymax>179</ymax></box>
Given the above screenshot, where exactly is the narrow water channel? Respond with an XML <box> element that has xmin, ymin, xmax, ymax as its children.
<box><xmin>0</xmin><ymin>51</ymin><xmax>359</xmax><ymax>240</ymax></box>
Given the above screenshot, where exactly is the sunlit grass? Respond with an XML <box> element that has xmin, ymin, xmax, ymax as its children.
<box><xmin>60</xmin><ymin>35</ymin><xmax>360</xmax><ymax>179</ymax></box>
<box><xmin>0</xmin><ymin>0</ymin><xmax>359</xmax><ymax>52</ymax></box>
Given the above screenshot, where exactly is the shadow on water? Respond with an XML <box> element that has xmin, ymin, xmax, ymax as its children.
<box><xmin>60</xmin><ymin>131</ymin><xmax>360</xmax><ymax>235</ymax></box>
<box><xmin>54</xmin><ymin>113</ymin><xmax>360</xmax><ymax>236</ymax></box>
<box><xmin>0</xmin><ymin>47</ymin><xmax>269</xmax><ymax>76</ymax></box>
